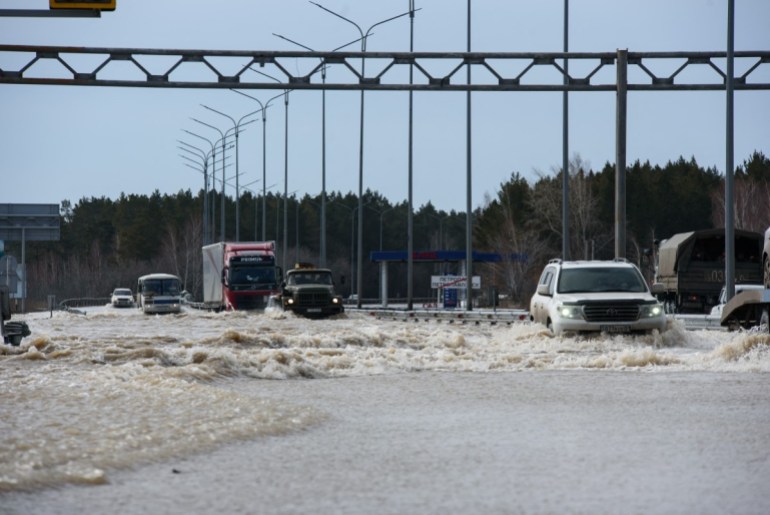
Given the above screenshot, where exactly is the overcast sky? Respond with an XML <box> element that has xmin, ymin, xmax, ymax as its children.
<box><xmin>1</xmin><ymin>0</ymin><xmax>768</xmax><ymax>212</ymax></box>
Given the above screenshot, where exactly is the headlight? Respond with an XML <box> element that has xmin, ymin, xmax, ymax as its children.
<box><xmin>640</xmin><ymin>303</ymin><xmax>664</xmax><ymax>317</ymax></box>
<box><xmin>286</xmin><ymin>298</ymin><xmax>294</xmax><ymax>305</ymax></box>
<box><xmin>332</xmin><ymin>297</ymin><xmax>339</xmax><ymax>304</ymax></box>
<box><xmin>557</xmin><ymin>304</ymin><xmax>583</xmax><ymax>320</ymax></box>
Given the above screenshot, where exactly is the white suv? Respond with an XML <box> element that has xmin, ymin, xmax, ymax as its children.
<box><xmin>530</xmin><ymin>259</ymin><xmax>667</xmax><ymax>336</ymax></box>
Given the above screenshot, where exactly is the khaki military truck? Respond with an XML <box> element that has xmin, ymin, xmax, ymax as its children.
<box><xmin>275</xmin><ymin>264</ymin><xmax>344</xmax><ymax>318</ymax></box>
<box><xmin>652</xmin><ymin>228</ymin><xmax>763</xmax><ymax>314</ymax></box>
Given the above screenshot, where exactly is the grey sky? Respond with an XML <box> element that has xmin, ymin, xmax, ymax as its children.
<box><xmin>1</xmin><ymin>0</ymin><xmax>768</xmax><ymax>212</ymax></box>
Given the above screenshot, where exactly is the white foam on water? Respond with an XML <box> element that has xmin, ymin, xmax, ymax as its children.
<box><xmin>2</xmin><ymin>306</ymin><xmax>768</xmax><ymax>492</ymax></box>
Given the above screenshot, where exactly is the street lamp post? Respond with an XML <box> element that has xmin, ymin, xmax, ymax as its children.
<box><xmin>241</xmin><ymin>185</ymin><xmax>260</xmax><ymax>241</ymax></box>
<box><xmin>231</xmin><ymin>90</ymin><xmax>287</xmax><ymax>243</ymax></box>
<box><xmin>330</xmin><ymin>200</ymin><xmax>360</xmax><ymax>298</ymax></box>
<box><xmin>246</xmin><ymin>70</ymin><xmax>291</xmax><ymax>272</ymax></box>
<box><xmin>181</xmin><ymin>144</ymin><xmax>234</xmax><ymax>243</ymax></box>
<box><xmin>272</xmin><ymin>33</ymin><xmax>368</xmax><ymax>269</ymax></box>
<box><xmin>465</xmin><ymin>0</ymin><xmax>473</xmax><ymax>311</ymax></box>
<box><xmin>182</xmin><ymin>129</ymin><xmax>226</xmax><ymax>243</ymax></box>
<box><xmin>181</xmin><ymin>130</ymin><xmax>232</xmax><ymax>244</ymax></box>
<box><xmin>407</xmin><ymin>0</ymin><xmax>417</xmax><ymax>311</ymax></box>
<box><xmin>311</xmin><ymin>1</ymin><xmax>414</xmax><ymax>309</ymax></box>
<box><xmin>237</xmin><ymin>178</ymin><xmax>260</xmax><ymax>240</ymax></box>
<box><xmin>294</xmin><ymin>195</ymin><xmax>299</xmax><ymax>265</ymax></box>
<box><xmin>200</xmin><ymin>105</ymin><xmax>262</xmax><ymax>242</ymax></box>
<box><xmin>191</xmin><ymin>117</ymin><xmax>236</xmax><ymax>241</ymax></box>
<box><xmin>243</xmin><ymin>182</ymin><xmax>277</xmax><ymax>240</ymax></box>
<box><xmin>369</xmin><ymin>205</ymin><xmax>397</xmax><ymax>251</ymax></box>
<box><xmin>178</xmin><ymin>142</ymin><xmax>211</xmax><ymax>244</ymax></box>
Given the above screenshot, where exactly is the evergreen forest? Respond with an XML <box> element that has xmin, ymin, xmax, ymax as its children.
<box><xmin>7</xmin><ymin>151</ymin><xmax>770</xmax><ymax>310</ymax></box>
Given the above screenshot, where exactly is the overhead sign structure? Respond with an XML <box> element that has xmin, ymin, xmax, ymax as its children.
<box><xmin>431</xmin><ymin>275</ymin><xmax>481</xmax><ymax>290</ymax></box>
<box><xmin>0</xmin><ymin>204</ymin><xmax>60</xmax><ymax>241</ymax></box>
<box><xmin>0</xmin><ymin>255</ymin><xmax>21</xmax><ymax>298</ymax></box>
<box><xmin>50</xmin><ymin>0</ymin><xmax>115</xmax><ymax>10</ymax></box>
<box><xmin>0</xmin><ymin>204</ymin><xmax>60</xmax><ymax>310</ymax></box>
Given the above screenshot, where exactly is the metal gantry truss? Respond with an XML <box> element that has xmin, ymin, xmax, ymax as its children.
<box><xmin>0</xmin><ymin>45</ymin><xmax>769</xmax><ymax>91</ymax></box>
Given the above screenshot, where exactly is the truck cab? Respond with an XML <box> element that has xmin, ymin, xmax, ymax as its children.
<box><xmin>277</xmin><ymin>264</ymin><xmax>344</xmax><ymax>318</ymax></box>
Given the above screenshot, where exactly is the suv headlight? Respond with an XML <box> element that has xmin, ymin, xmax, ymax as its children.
<box><xmin>640</xmin><ymin>302</ymin><xmax>664</xmax><ymax>318</ymax></box>
<box><xmin>556</xmin><ymin>303</ymin><xmax>583</xmax><ymax>320</ymax></box>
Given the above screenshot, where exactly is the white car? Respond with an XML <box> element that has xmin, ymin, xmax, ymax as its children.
<box><xmin>709</xmin><ymin>283</ymin><xmax>764</xmax><ymax>318</ymax></box>
<box><xmin>111</xmin><ymin>288</ymin><xmax>134</xmax><ymax>308</ymax></box>
<box><xmin>530</xmin><ymin>259</ymin><xmax>667</xmax><ymax>336</ymax></box>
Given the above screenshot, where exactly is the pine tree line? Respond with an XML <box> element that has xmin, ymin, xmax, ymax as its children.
<box><xmin>9</xmin><ymin>151</ymin><xmax>769</xmax><ymax>309</ymax></box>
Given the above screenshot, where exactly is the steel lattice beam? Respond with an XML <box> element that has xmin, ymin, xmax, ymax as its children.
<box><xmin>0</xmin><ymin>45</ymin><xmax>769</xmax><ymax>91</ymax></box>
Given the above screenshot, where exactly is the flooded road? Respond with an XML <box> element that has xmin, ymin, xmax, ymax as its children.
<box><xmin>1</xmin><ymin>306</ymin><xmax>769</xmax><ymax>513</ymax></box>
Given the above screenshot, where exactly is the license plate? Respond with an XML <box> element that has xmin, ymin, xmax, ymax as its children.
<box><xmin>600</xmin><ymin>325</ymin><xmax>631</xmax><ymax>333</ymax></box>
<box><xmin>307</xmin><ymin>308</ymin><xmax>322</xmax><ymax>313</ymax></box>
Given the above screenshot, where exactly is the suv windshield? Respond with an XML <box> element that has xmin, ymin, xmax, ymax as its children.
<box><xmin>557</xmin><ymin>267</ymin><xmax>647</xmax><ymax>294</ymax></box>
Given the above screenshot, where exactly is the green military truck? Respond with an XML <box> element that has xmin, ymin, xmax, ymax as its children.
<box><xmin>652</xmin><ymin>228</ymin><xmax>763</xmax><ymax>314</ymax></box>
<box><xmin>277</xmin><ymin>264</ymin><xmax>344</xmax><ymax>318</ymax></box>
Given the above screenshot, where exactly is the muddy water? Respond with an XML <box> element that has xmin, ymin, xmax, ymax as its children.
<box><xmin>1</xmin><ymin>306</ymin><xmax>768</xmax><ymax>513</ymax></box>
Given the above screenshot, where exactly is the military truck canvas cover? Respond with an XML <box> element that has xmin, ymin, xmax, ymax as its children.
<box><xmin>657</xmin><ymin>231</ymin><xmax>695</xmax><ymax>283</ymax></box>
<box><xmin>657</xmin><ymin>229</ymin><xmax>762</xmax><ymax>277</ymax></box>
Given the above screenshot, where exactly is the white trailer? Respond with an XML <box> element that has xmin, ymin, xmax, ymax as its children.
<box><xmin>202</xmin><ymin>242</ymin><xmax>225</xmax><ymax>310</ymax></box>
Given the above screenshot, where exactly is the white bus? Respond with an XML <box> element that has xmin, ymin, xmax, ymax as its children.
<box><xmin>136</xmin><ymin>273</ymin><xmax>182</xmax><ymax>314</ymax></box>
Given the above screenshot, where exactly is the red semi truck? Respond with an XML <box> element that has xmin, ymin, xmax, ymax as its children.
<box><xmin>202</xmin><ymin>241</ymin><xmax>282</xmax><ymax>311</ymax></box>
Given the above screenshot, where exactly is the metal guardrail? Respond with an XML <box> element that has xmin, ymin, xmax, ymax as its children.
<box><xmin>355</xmin><ymin>307</ymin><xmax>531</xmax><ymax>325</ymax></box>
<box><xmin>56</xmin><ymin>297</ymin><xmax>111</xmax><ymax>316</ymax></box>
<box><xmin>354</xmin><ymin>307</ymin><xmax>734</xmax><ymax>331</ymax></box>
<box><xmin>675</xmin><ymin>314</ymin><xmax>727</xmax><ymax>331</ymax></box>
<box><xmin>58</xmin><ymin>297</ymin><xmax>110</xmax><ymax>309</ymax></box>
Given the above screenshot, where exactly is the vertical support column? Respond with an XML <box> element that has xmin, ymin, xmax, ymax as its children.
<box><xmin>725</xmin><ymin>0</ymin><xmax>736</xmax><ymax>301</ymax></box>
<box><xmin>465</xmin><ymin>0</ymin><xmax>473</xmax><ymax>311</ymax></box>
<box><xmin>615</xmin><ymin>49</ymin><xmax>628</xmax><ymax>259</ymax></box>
<box><xmin>562</xmin><ymin>0</ymin><xmax>570</xmax><ymax>260</ymax></box>
<box><xmin>380</xmin><ymin>261</ymin><xmax>389</xmax><ymax>308</ymax></box>
<box><xmin>406</xmin><ymin>0</ymin><xmax>415</xmax><ymax>311</ymax></box>
<box><xmin>21</xmin><ymin>227</ymin><xmax>26</xmax><ymax>313</ymax></box>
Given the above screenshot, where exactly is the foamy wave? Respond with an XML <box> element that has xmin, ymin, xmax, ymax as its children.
<box><xmin>0</xmin><ymin>364</ymin><xmax>322</xmax><ymax>492</ymax></box>
<box><xmin>712</xmin><ymin>331</ymin><xmax>770</xmax><ymax>367</ymax></box>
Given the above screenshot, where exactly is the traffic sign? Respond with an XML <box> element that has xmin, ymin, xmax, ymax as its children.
<box><xmin>50</xmin><ymin>0</ymin><xmax>115</xmax><ymax>10</ymax></box>
<box><xmin>431</xmin><ymin>275</ymin><xmax>481</xmax><ymax>290</ymax></box>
